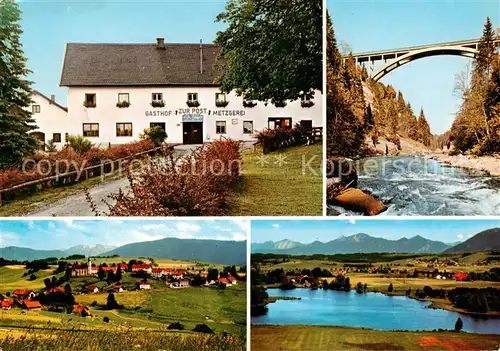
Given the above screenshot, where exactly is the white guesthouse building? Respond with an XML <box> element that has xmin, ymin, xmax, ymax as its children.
<box><xmin>28</xmin><ymin>91</ymin><xmax>69</xmax><ymax>148</ymax></box>
<box><xmin>33</xmin><ymin>38</ymin><xmax>322</xmax><ymax>146</ymax></box>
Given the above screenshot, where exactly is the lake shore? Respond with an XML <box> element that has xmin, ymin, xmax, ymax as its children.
<box><xmin>251</xmin><ymin>325</ymin><xmax>500</xmax><ymax>351</ymax></box>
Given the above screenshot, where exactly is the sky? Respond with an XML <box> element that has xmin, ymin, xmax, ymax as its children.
<box><xmin>329</xmin><ymin>0</ymin><xmax>499</xmax><ymax>134</ymax></box>
<box><xmin>251</xmin><ymin>219</ymin><xmax>500</xmax><ymax>244</ymax></box>
<box><xmin>17</xmin><ymin>0</ymin><xmax>228</xmax><ymax>105</ymax></box>
<box><xmin>0</xmin><ymin>219</ymin><xmax>248</xmax><ymax>250</ymax></box>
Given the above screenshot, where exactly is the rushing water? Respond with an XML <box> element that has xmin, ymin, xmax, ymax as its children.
<box><xmin>329</xmin><ymin>155</ymin><xmax>500</xmax><ymax>216</ymax></box>
<box><xmin>252</xmin><ymin>288</ymin><xmax>500</xmax><ymax>334</ymax></box>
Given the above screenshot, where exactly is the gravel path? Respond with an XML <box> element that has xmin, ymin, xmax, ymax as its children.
<box><xmin>26</xmin><ymin>145</ymin><xmax>197</xmax><ymax>217</ymax></box>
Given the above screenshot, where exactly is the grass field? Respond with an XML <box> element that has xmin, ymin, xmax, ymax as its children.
<box><xmin>231</xmin><ymin>144</ymin><xmax>322</xmax><ymax>216</ymax></box>
<box><xmin>0</xmin><ymin>266</ymin><xmax>59</xmax><ymax>292</ymax></box>
<box><xmin>0</xmin><ymin>283</ymin><xmax>247</xmax><ymax>337</ymax></box>
<box><xmin>251</xmin><ymin>325</ymin><xmax>500</xmax><ymax>351</ymax></box>
<box><xmin>0</xmin><ymin>328</ymin><xmax>245</xmax><ymax>351</ymax></box>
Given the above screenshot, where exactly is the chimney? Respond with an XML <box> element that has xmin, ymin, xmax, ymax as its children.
<box><xmin>200</xmin><ymin>39</ymin><xmax>203</xmax><ymax>74</ymax></box>
<box><xmin>50</xmin><ymin>95</ymin><xmax>56</xmax><ymax>104</ymax></box>
<box><xmin>156</xmin><ymin>37</ymin><xmax>165</xmax><ymax>50</ymax></box>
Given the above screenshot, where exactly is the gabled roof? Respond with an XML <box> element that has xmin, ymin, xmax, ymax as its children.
<box><xmin>218</xmin><ymin>278</ymin><xmax>229</xmax><ymax>284</ymax></box>
<box><xmin>32</xmin><ymin>90</ymin><xmax>68</xmax><ymax>112</ymax></box>
<box><xmin>23</xmin><ymin>300</ymin><xmax>42</xmax><ymax>309</ymax></box>
<box><xmin>13</xmin><ymin>289</ymin><xmax>32</xmax><ymax>296</ymax></box>
<box><xmin>60</xmin><ymin>42</ymin><xmax>222</xmax><ymax>87</ymax></box>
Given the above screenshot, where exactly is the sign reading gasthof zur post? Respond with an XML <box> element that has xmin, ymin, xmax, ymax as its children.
<box><xmin>144</xmin><ymin>108</ymin><xmax>246</xmax><ymax>117</ymax></box>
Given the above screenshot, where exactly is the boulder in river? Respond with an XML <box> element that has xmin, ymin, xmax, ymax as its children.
<box><xmin>330</xmin><ymin>188</ymin><xmax>386</xmax><ymax>216</ymax></box>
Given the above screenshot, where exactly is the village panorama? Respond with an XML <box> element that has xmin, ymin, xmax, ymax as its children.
<box><xmin>0</xmin><ymin>219</ymin><xmax>248</xmax><ymax>350</ymax></box>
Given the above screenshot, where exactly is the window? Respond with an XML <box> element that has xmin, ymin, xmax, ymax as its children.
<box><xmin>116</xmin><ymin>123</ymin><xmax>133</xmax><ymax>137</ymax></box>
<box><xmin>118</xmin><ymin>93</ymin><xmax>130</xmax><ymax>103</ymax></box>
<box><xmin>216</xmin><ymin>121</ymin><xmax>226</xmax><ymax>134</ymax></box>
<box><xmin>188</xmin><ymin>93</ymin><xmax>198</xmax><ymax>102</ymax></box>
<box><xmin>32</xmin><ymin>105</ymin><xmax>41</xmax><ymax>113</ymax></box>
<box><xmin>243</xmin><ymin>121</ymin><xmax>253</xmax><ymax>134</ymax></box>
<box><xmin>152</xmin><ymin>93</ymin><xmax>163</xmax><ymax>102</ymax></box>
<box><xmin>53</xmin><ymin>133</ymin><xmax>62</xmax><ymax>143</ymax></box>
<box><xmin>84</xmin><ymin>94</ymin><xmax>96</xmax><ymax>107</ymax></box>
<box><xmin>268</xmin><ymin>118</ymin><xmax>292</xmax><ymax>129</ymax></box>
<box><xmin>215</xmin><ymin>93</ymin><xmax>226</xmax><ymax>103</ymax></box>
<box><xmin>83</xmin><ymin>123</ymin><xmax>99</xmax><ymax>137</ymax></box>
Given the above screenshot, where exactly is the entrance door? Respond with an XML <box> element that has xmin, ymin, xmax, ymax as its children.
<box><xmin>268</xmin><ymin>117</ymin><xmax>292</xmax><ymax>129</ymax></box>
<box><xmin>183</xmin><ymin>122</ymin><xmax>203</xmax><ymax>144</ymax></box>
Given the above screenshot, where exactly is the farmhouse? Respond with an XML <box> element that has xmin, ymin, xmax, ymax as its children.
<box><xmin>12</xmin><ymin>289</ymin><xmax>36</xmax><ymax>300</ymax></box>
<box><xmin>454</xmin><ymin>272</ymin><xmax>468</xmax><ymax>281</ymax></box>
<box><xmin>137</xmin><ymin>281</ymin><xmax>152</xmax><ymax>290</ymax></box>
<box><xmin>169</xmin><ymin>278</ymin><xmax>190</xmax><ymax>289</ymax></box>
<box><xmin>218</xmin><ymin>277</ymin><xmax>230</xmax><ymax>287</ymax></box>
<box><xmin>131</xmin><ymin>264</ymin><xmax>152</xmax><ymax>273</ymax></box>
<box><xmin>21</xmin><ymin>300</ymin><xmax>42</xmax><ymax>311</ymax></box>
<box><xmin>28</xmin><ymin>90</ymin><xmax>69</xmax><ymax>150</ymax></box>
<box><xmin>227</xmin><ymin>275</ymin><xmax>237</xmax><ymax>285</ymax></box>
<box><xmin>1</xmin><ymin>300</ymin><xmax>13</xmax><ymax>310</ymax></box>
<box><xmin>57</xmin><ymin>38</ymin><xmax>323</xmax><ymax>146</ymax></box>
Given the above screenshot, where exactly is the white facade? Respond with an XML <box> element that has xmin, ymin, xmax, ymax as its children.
<box><xmin>64</xmin><ymin>86</ymin><xmax>323</xmax><ymax>146</ymax></box>
<box><xmin>28</xmin><ymin>91</ymin><xmax>69</xmax><ymax>149</ymax></box>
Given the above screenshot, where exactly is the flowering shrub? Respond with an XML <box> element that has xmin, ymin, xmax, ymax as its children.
<box><xmin>102</xmin><ymin>139</ymin><xmax>242</xmax><ymax>216</ymax></box>
<box><xmin>116</xmin><ymin>101</ymin><xmax>130</xmax><ymax>108</ymax></box>
<box><xmin>187</xmin><ymin>100</ymin><xmax>201</xmax><ymax>107</ymax></box>
<box><xmin>0</xmin><ymin>140</ymin><xmax>155</xmax><ymax>192</ymax></box>
<box><xmin>255</xmin><ymin>126</ymin><xmax>306</xmax><ymax>154</ymax></box>
<box><xmin>151</xmin><ymin>100</ymin><xmax>165</xmax><ymax>108</ymax></box>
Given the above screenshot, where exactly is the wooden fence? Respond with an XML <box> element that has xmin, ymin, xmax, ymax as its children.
<box><xmin>0</xmin><ymin>145</ymin><xmax>169</xmax><ymax>207</ymax></box>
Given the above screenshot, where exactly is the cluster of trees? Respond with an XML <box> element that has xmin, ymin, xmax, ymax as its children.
<box><xmin>448</xmin><ymin>287</ymin><xmax>500</xmax><ymax>313</ymax></box>
<box><xmin>321</xmin><ymin>275</ymin><xmax>351</xmax><ymax>291</ymax></box>
<box><xmin>0</xmin><ymin>0</ymin><xmax>38</xmax><ymax>168</ymax></box>
<box><xmin>326</xmin><ymin>15</ymin><xmax>367</xmax><ymax>157</ymax></box>
<box><xmin>326</xmin><ymin>12</ymin><xmax>433</xmax><ymax>157</ymax></box>
<box><xmin>38</xmin><ymin>283</ymin><xmax>75</xmax><ymax>314</ymax></box>
<box><xmin>367</xmin><ymin>82</ymin><xmax>433</xmax><ymax>148</ymax></box>
<box><xmin>450</xmin><ymin>17</ymin><xmax>500</xmax><ymax>155</ymax></box>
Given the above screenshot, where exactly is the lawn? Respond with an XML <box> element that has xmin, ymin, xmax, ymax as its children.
<box><xmin>251</xmin><ymin>325</ymin><xmax>500</xmax><ymax>351</ymax></box>
<box><xmin>231</xmin><ymin>144</ymin><xmax>322</xmax><ymax>216</ymax></box>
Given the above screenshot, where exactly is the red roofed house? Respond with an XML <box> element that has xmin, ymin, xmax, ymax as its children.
<box><xmin>137</xmin><ymin>281</ymin><xmax>151</xmax><ymax>290</ymax></box>
<box><xmin>13</xmin><ymin>289</ymin><xmax>35</xmax><ymax>300</ymax></box>
<box><xmin>1</xmin><ymin>300</ymin><xmax>13</xmax><ymax>310</ymax></box>
<box><xmin>454</xmin><ymin>272</ymin><xmax>468</xmax><ymax>281</ymax></box>
<box><xmin>131</xmin><ymin>264</ymin><xmax>152</xmax><ymax>273</ymax></box>
<box><xmin>152</xmin><ymin>267</ymin><xmax>168</xmax><ymax>278</ymax></box>
<box><xmin>227</xmin><ymin>276</ymin><xmax>237</xmax><ymax>285</ymax></box>
<box><xmin>22</xmin><ymin>300</ymin><xmax>42</xmax><ymax>310</ymax></box>
<box><xmin>171</xmin><ymin>270</ymin><xmax>185</xmax><ymax>279</ymax></box>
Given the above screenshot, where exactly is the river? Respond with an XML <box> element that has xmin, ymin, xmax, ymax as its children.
<box><xmin>251</xmin><ymin>288</ymin><xmax>500</xmax><ymax>334</ymax></box>
<box><xmin>328</xmin><ymin>155</ymin><xmax>500</xmax><ymax>216</ymax></box>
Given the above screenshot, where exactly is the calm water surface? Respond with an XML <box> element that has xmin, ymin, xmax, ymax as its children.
<box><xmin>251</xmin><ymin>288</ymin><xmax>500</xmax><ymax>334</ymax></box>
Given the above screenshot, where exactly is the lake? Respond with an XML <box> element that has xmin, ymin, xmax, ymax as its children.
<box><xmin>251</xmin><ymin>288</ymin><xmax>500</xmax><ymax>334</ymax></box>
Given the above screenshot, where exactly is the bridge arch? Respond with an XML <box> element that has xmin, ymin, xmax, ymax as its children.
<box><xmin>371</xmin><ymin>46</ymin><xmax>478</xmax><ymax>81</ymax></box>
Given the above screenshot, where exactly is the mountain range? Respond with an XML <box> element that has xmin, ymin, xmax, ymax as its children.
<box><xmin>252</xmin><ymin>233</ymin><xmax>454</xmax><ymax>254</ymax></box>
<box><xmin>1</xmin><ymin>239</ymin><xmax>246</xmax><ymax>265</ymax></box>
<box><xmin>443</xmin><ymin>228</ymin><xmax>500</xmax><ymax>253</ymax></box>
